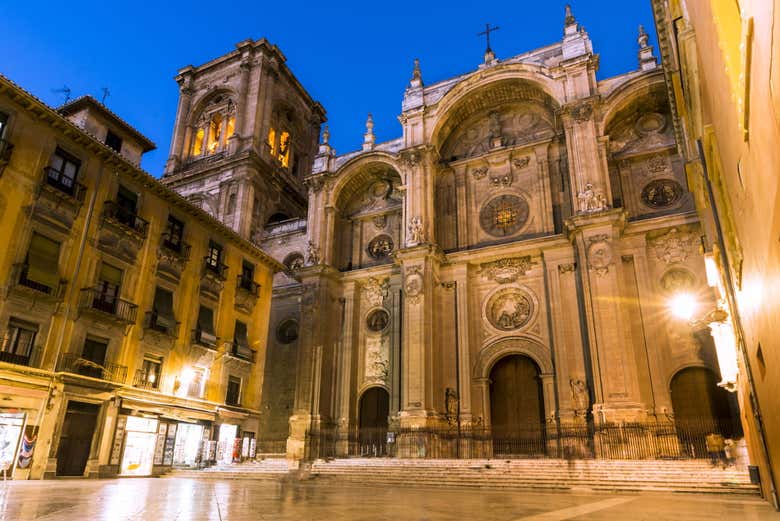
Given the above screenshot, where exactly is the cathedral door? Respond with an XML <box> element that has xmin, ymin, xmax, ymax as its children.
<box><xmin>358</xmin><ymin>387</ymin><xmax>389</xmax><ymax>456</ymax></box>
<box><xmin>670</xmin><ymin>367</ymin><xmax>740</xmax><ymax>457</ymax></box>
<box><xmin>489</xmin><ymin>355</ymin><xmax>545</xmax><ymax>456</ymax></box>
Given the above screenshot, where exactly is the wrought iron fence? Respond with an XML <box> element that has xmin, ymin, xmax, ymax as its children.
<box><xmin>303</xmin><ymin>418</ymin><xmax>742</xmax><ymax>461</ymax></box>
<box><xmin>58</xmin><ymin>353</ymin><xmax>128</xmax><ymax>383</ymax></box>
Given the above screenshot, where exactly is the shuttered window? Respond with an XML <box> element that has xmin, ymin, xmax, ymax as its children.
<box><xmin>234</xmin><ymin>320</ymin><xmax>248</xmax><ymax>347</ymax></box>
<box><xmin>151</xmin><ymin>287</ymin><xmax>176</xmax><ymax>332</ymax></box>
<box><xmin>25</xmin><ymin>233</ymin><xmax>61</xmax><ymax>290</ymax></box>
<box><xmin>197</xmin><ymin>306</ymin><xmax>215</xmax><ymax>335</ymax></box>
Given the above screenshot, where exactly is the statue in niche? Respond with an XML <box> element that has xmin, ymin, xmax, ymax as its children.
<box><xmin>445</xmin><ymin>388</ymin><xmax>459</xmax><ymax>426</ymax></box>
<box><xmin>306</xmin><ymin>241</ymin><xmax>320</xmax><ymax>265</ymax></box>
<box><xmin>570</xmin><ymin>378</ymin><xmax>589</xmax><ymax>416</ymax></box>
<box><xmin>407</xmin><ymin>217</ymin><xmax>424</xmax><ymax>246</ymax></box>
<box><xmin>487</xmin><ymin>112</ymin><xmax>504</xmax><ymax>148</ymax></box>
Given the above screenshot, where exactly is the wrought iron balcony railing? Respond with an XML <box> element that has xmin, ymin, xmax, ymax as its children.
<box><xmin>13</xmin><ymin>263</ymin><xmax>66</xmax><ymax>298</ymax></box>
<box><xmin>236</xmin><ymin>275</ymin><xmax>260</xmax><ymax>297</ymax></box>
<box><xmin>203</xmin><ymin>257</ymin><xmax>228</xmax><ymax>280</ymax></box>
<box><xmin>58</xmin><ymin>353</ymin><xmax>128</xmax><ymax>383</ymax></box>
<box><xmin>102</xmin><ymin>200</ymin><xmax>149</xmax><ymax>237</ymax></box>
<box><xmin>133</xmin><ymin>368</ymin><xmax>160</xmax><ymax>390</ymax></box>
<box><xmin>144</xmin><ymin>311</ymin><xmax>180</xmax><ymax>337</ymax></box>
<box><xmin>192</xmin><ymin>328</ymin><xmax>218</xmax><ymax>349</ymax></box>
<box><xmin>42</xmin><ymin>167</ymin><xmax>87</xmax><ymax>201</ymax></box>
<box><xmin>160</xmin><ymin>232</ymin><xmax>192</xmax><ymax>259</ymax></box>
<box><xmin>225</xmin><ymin>341</ymin><xmax>255</xmax><ymax>363</ymax></box>
<box><xmin>0</xmin><ymin>346</ymin><xmax>39</xmax><ymax>368</ymax></box>
<box><xmin>79</xmin><ymin>287</ymin><xmax>138</xmax><ymax>325</ymax></box>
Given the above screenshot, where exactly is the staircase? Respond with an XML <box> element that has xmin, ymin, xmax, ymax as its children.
<box><xmin>164</xmin><ymin>458</ymin><xmax>291</xmax><ymax>480</ymax></box>
<box><xmin>309</xmin><ymin>458</ymin><xmax>760</xmax><ymax>495</ymax></box>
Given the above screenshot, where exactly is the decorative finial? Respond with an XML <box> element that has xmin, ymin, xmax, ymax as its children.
<box><xmin>408</xmin><ymin>58</ymin><xmax>424</xmax><ymax>90</ymax></box>
<box><xmin>565</xmin><ymin>4</ymin><xmax>576</xmax><ymax>26</ymax></box>
<box><xmin>321</xmin><ymin>125</ymin><xmax>330</xmax><ymax>145</ymax></box>
<box><xmin>637</xmin><ymin>24</ymin><xmax>658</xmax><ymax>70</ymax></box>
<box><xmin>363</xmin><ymin>113</ymin><xmax>375</xmax><ymax>151</ymax></box>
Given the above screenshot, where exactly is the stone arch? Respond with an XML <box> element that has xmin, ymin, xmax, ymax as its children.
<box><xmin>599</xmin><ymin>72</ymin><xmax>668</xmax><ymax>135</ymax></box>
<box><xmin>473</xmin><ymin>336</ymin><xmax>553</xmax><ymax>379</ymax></box>
<box><xmin>188</xmin><ymin>88</ymin><xmax>238</xmax><ymax>126</ymax></box>
<box><xmin>429</xmin><ymin>66</ymin><xmax>564</xmax><ymax>151</ymax></box>
<box><xmin>329</xmin><ymin>152</ymin><xmax>402</xmax><ymax>210</ymax></box>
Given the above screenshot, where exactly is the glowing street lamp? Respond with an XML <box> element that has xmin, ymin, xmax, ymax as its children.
<box><xmin>668</xmin><ymin>292</ymin><xmax>699</xmax><ymax>321</ymax></box>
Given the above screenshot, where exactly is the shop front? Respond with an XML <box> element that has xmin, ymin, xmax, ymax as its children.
<box><xmin>0</xmin><ymin>412</ymin><xmax>25</xmax><ymax>477</ymax></box>
<box><xmin>173</xmin><ymin>422</ymin><xmax>204</xmax><ymax>467</ymax></box>
<box><xmin>120</xmin><ymin>416</ymin><xmax>158</xmax><ymax>476</ymax></box>
<box><xmin>217</xmin><ymin>423</ymin><xmax>238</xmax><ymax>465</ymax></box>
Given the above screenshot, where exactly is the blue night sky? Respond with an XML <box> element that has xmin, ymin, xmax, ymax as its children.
<box><xmin>2</xmin><ymin>1</ymin><xmax>657</xmax><ymax>176</ymax></box>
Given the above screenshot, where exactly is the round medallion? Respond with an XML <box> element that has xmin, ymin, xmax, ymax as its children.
<box><xmin>479</xmin><ymin>194</ymin><xmax>530</xmax><ymax>237</ymax></box>
<box><xmin>661</xmin><ymin>268</ymin><xmax>696</xmax><ymax>293</ymax></box>
<box><xmin>641</xmin><ymin>179</ymin><xmax>683</xmax><ymax>209</ymax></box>
<box><xmin>486</xmin><ymin>288</ymin><xmax>533</xmax><ymax>331</ymax></box>
<box><xmin>366</xmin><ymin>309</ymin><xmax>390</xmax><ymax>332</ymax></box>
<box><xmin>367</xmin><ymin>234</ymin><xmax>394</xmax><ymax>259</ymax></box>
<box><xmin>276</xmin><ymin>319</ymin><xmax>299</xmax><ymax>344</ymax></box>
<box><xmin>635</xmin><ymin>113</ymin><xmax>666</xmax><ymax>135</ymax></box>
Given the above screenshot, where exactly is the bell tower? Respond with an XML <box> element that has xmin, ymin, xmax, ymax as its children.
<box><xmin>162</xmin><ymin>39</ymin><xmax>326</xmax><ymax>242</ymax></box>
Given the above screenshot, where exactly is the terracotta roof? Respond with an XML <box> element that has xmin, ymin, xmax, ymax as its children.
<box><xmin>0</xmin><ymin>73</ymin><xmax>284</xmax><ymax>273</ymax></box>
<box><xmin>58</xmin><ymin>95</ymin><xmax>157</xmax><ymax>152</ymax></box>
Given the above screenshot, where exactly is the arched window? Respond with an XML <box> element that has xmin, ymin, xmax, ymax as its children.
<box><xmin>266</xmin><ymin>124</ymin><xmax>292</xmax><ymax>169</ymax></box>
<box><xmin>190</xmin><ymin>95</ymin><xmax>236</xmax><ymax>160</ymax></box>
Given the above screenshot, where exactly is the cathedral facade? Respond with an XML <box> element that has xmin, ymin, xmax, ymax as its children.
<box><xmin>162</xmin><ymin>8</ymin><xmax>738</xmax><ymax>460</ymax></box>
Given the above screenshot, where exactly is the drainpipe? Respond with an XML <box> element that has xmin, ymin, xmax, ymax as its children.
<box><xmin>697</xmin><ymin>139</ymin><xmax>778</xmax><ymax>508</ymax></box>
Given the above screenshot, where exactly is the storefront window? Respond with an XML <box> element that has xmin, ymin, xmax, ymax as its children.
<box><xmin>120</xmin><ymin>416</ymin><xmax>158</xmax><ymax>476</ymax></box>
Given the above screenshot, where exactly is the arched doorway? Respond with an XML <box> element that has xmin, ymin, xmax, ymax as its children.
<box><xmin>489</xmin><ymin>355</ymin><xmax>545</xmax><ymax>456</ymax></box>
<box><xmin>358</xmin><ymin>387</ymin><xmax>389</xmax><ymax>456</ymax></box>
<box><xmin>670</xmin><ymin>367</ymin><xmax>741</xmax><ymax>456</ymax></box>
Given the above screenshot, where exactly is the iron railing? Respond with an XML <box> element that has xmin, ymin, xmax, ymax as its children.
<box><xmin>236</xmin><ymin>274</ymin><xmax>260</xmax><ymax>296</ymax></box>
<box><xmin>79</xmin><ymin>287</ymin><xmax>138</xmax><ymax>324</ymax></box>
<box><xmin>203</xmin><ymin>257</ymin><xmax>228</xmax><ymax>280</ymax></box>
<box><xmin>133</xmin><ymin>368</ymin><xmax>160</xmax><ymax>390</ymax></box>
<box><xmin>304</xmin><ymin>418</ymin><xmax>743</xmax><ymax>461</ymax></box>
<box><xmin>43</xmin><ymin>166</ymin><xmax>87</xmax><ymax>201</ymax></box>
<box><xmin>0</xmin><ymin>346</ymin><xmax>40</xmax><ymax>368</ymax></box>
<box><xmin>144</xmin><ymin>311</ymin><xmax>179</xmax><ymax>337</ymax></box>
<box><xmin>192</xmin><ymin>328</ymin><xmax>218</xmax><ymax>349</ymax></box>
<box><xmin>13</xmin><ymin>263</ymin><xmax>65</xmax><ymax>297</ymax></box>
<box><xmin>225</xmin><ymin>342</ymin><xmax>255</xmax><ymax>362</ymax></box>
<box><xmin>102</xmin><ymin>200</ymin><xmax>149</xmax><ymax>237</ymax></box>
<box><xmin>160</xmin><ymin>232</ymin><xmax>192</xmax><ymax>260</ymax></box>
<box><xmin>58</xmin><ymin>353</ymin><xmax>127</xmax><ymax>383</ymax></box>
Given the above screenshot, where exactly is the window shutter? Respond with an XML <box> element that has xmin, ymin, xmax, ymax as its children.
<box><xmin>197</xmin><ymin>306</ymin><xmax>215</xmax><ymax>335</ymax></box>
<box><xmin>26</xmin><ymin>233</ymin><xmax>61</xmax><ymax>289</ymax></box>
<box><xmin>153</xmin><ymin>287</ymin><xmax>175</xmax><ymax>319</ymax></box>
<box><xmin>99</xmin><ymin>263</ymin><xmax>123</xmax><ymax>286</ymax></box>
<box><xmin>234</xmin><ymin>321</ymin><xmax>248</xmax><ymax>346</ymax></box>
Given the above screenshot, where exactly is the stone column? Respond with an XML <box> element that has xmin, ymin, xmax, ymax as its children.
<box><xmin>334</xmin><ymin>282</ymin><xmax>358</xmax><ymax>456</ymax></box>
<box><xmin>567</xmin><ymin>211</ymin><xmax>646</xmax><ymax>423</ymax></box>
<box><xmin>164</xmin><ymin>70</ymin><xmax>194</xmax><ymax>174</ymax></box>
<box><xmin>451</xmin><ymin>264</ymin><xmax>473</xmax><ymax>425</ymax></box>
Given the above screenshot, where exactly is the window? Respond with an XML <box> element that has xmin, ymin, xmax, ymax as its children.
<box><xmin>47</xmin><ymin>148</ymin><xmax>80</xmax><ymax>195</ymax></box>
<box><xmin>95</xmin><ymin>263</ymin><xmax>122</xmax><ymax>313</ymax></box>
<box><xmin>205</xmin><ymin>241</ymin><xmax>223</xmax><ymax>271</ymax></box>
<box><xmin>150</xmin><ymin>287</ymin><xmax>176</xmax><ymax>334</ymax></box>
<box><xmin>22</xmin><ymin>233</ymin><xmax>61</xmax><ymax>293</ymax></box>
<box><xmin>239</xmin><ymin>261</ymin><xmax>255</xmax><ymax>290</ymax></box>
<box><xmin>79</xmin><ymin>338</ymin><xmax>108</xmax><ymax>378</ymax></box>
<box><xmin>234</xmin><ymin>320</ymin><xmax>248</xmax><ymax>347</ymax></box>
<box><xmin>105</xmin><ymin>130</ymin><xmax>123</xmax><ymax>153</ymax></box>
<box><xmin>195</xmin><ymin>305</ymin><xmax>217</xmax><ymax>346</ymax></box>
<box><xmin>138</xmin><ymin>357</ymin><xmax>162</xmax><ymax>389</ymax></box>
<box><xmin>278</xmin><ymin>131</ymin><xmax>291</xmax><ymax>167</ymax></box>
<box><xmin>187</xmin><ymin>368</ymin><xmax>205</xmax><ymax>398</ymax></box>
<box><xmin>0</xmin><ymin>318</ymin><xmax>38</xmax><ymax>366</ymax></box>
<box><xmin>193</xmin><ymin>128</ymin><xmax>205</xmax><ymax>156</ymax></box>
<box><xmin>225</xmin><ymin>376</ymin><xmax>241</xmax><ymax>406</ymax></box>
<box><xmin>0</xmin><ymin>112</ymin><xmax>8</xmax><ymax>139</ymax></box>
<box><xmin>116</xmin><ymin>185</ymin><xmax>139</xmax><ymax>225</ymax></box>
<box><xmin>207</xmin><ymin>113</ymin><xmax>223</xmax><ymax>154</ymax></box>
<box><xmin>164</xmin><ymin>215</ymin><xmax>184</xmax><ymax>252</ymax></box>
<box><xmin>266</xmin><ymin>128</ymin><xmax>276</xmax><ymax>155</ymax></box>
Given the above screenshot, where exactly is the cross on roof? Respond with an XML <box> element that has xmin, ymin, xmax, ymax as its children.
<box><xmin>478</xmin><ymin>23</ymin><xmax>500</xmax><ymax>53</ymax></box>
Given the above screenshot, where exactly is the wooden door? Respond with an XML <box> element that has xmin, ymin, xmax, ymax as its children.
<box><xmin>489</xmin><ymin>355</ymin><xmax>545</xmax><ymax>455</ymax></box>
<box><xmin>56</xmin><ymin>401</ymin><xmax>100</xmax><ymax>476</ymax></box>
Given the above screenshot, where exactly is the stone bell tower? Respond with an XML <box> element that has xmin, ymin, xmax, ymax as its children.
<box><xmin>161</xmin><ymin>39</ymin><xmax>326</xmax><ymax>243</ymax></box>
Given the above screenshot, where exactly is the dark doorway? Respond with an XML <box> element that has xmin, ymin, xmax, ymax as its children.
<box><xmin>489</xmin><ymin>355</ymin><xmax>546</xmax><ymax>456</ymax></box>
<box><xmin>670</xmin><ymin>367</ymin><xmax>741</xmax><ymax>456</ymax></box>
<box><xmin>56</xmin><ymin>401</ymin><xmax>100</xmax><ymax>476</ymax></box>
<box><xmin>358</xmin><ymin>387</ymin><xmax>389</xmax><ymax>456</ymax></box>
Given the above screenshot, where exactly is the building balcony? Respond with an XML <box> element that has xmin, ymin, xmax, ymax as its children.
<box><xmin>156</xmin><ymin>235</ymin><xmax>191</xmax><ymax>285</ymax></box>
<box><xmin>7</xmin><ymin>263</ymin><xmax>67</xmax><ymax>303</ymax></box>
<box><xmin>57</xmin><ymin>353</ymin><xmax>128</xmax><ymax>383</ymax></box>
<box><xmin>28</xmin><ymin>168</ymin><xmax>87</xmax><ymax>233</ymax></box>
<box><xmin>224</xmin><ymin>341</ymin><xmax>255</xmax><ymax>363</ymax></box>
<box><xmin>0</xmin><ymin>346</ymin><xmax>41</xmax><ymax>368</ymax></box>
<box><xmin>102</xmin><ymin>201</ymin><xmax>149</xmax><ymax>237</ymax></box>
<box><xmin>97</xmin><ymin>202</ymin><xmax>149</xmax><ymax>264</ymax></box>
<box><xmin>133</xmin><ymin>369</ymin><xmax>160</xmax><ymax>391</ymax></box>
<box><xmin>192</xmin><ymin>328</ymin><xmax>218</xmax><ymax>350</ymax></box>
<box><xmin>0</xmin><ymin>138</ymin><xmax>13</xmax><ymax>176</ymax></box>
<box><xmin>200</xmin><ymin>259</ymin><xmax>228</xmax><ymax>302</ymax></box>
<box><xmin>234</xmin><ymin>275</ymin><xmax>260</xmax><ymax>314</ymax></box>
<box><xmin>78</xmin><ymin>287</ymin><xmax>138</xmax><ymax>326</ymax></box>
<box><xmin>144</xmin><ymin>311</ymin><xmax>179</xmax><ymax>338</ymax></box>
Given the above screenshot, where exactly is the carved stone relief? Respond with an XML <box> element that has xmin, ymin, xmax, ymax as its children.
<box><xmin>587</xmin><ymin>235</ymin><xmax>613</xmax><ymax>277</ymax></box>
<box><xmin>651</xmin><ymin>227</ymin><xmax>695</xmax><ymax>265</ymax></box>
<box><xmin>479</xmin><ymin>256</ymin><xmax>534</xmax><ymax>284</ymax></box>
<box><xmin>641</xmin><ymin>179</ymin><xmax>683</xmax><ymax>209</ymax></box>
<box><xmin>404</xmin><ymin>265</ymin><xmax>424</xmax><ymax>304</ymax></box>
<box><xmin>479</xmin><ymin>194</ymin><xmax>529</xmax><ymax>238</ymax></box>
<box><xmin>407</xmin><ymin>217</ymin><xmax>425</xmax><ymax>246</ymax></box>
<box><xmin>660</xmin><ymin>268</ymin><xmax>696</xmax><ymax>293</ymax></box>
<box><xmin>366</xmin><ymin>308</ymin><xmax>390</xmax><ymax>332</ymax></box>
<box><xmin>361</xmin><ymin>277</ymin><xmax>389</xmax><ymax>307</ymax></box>
<box><xmin>485</xmin><ymin>287</ymin><xmax>534</xmax><ymax>331</ymax></box>
<box><xmin>577</xmin><ymin>183</ymin><xmax>608</xmax><ymax>213</ymax></box>
<box><xmin>367</xmin><ymin>234</ymin><xmax>394</xmax><ymax>259</ymax></box>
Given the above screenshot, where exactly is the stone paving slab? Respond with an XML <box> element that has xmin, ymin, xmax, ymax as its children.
<box><xmin>0</xmin><ymin>477</ymin><xmax>775</xmax><ymax>520</ymax></box>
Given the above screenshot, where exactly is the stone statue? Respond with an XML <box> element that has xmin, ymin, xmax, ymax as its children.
<box><xmin>570</xmin><ymin>378</ymin><xmax>589</xmax><ymax>415</ymax></box>
<box><xmin>407</xmin><ymin>217</ymin><xmax>424</xmax><ymax>246</ymax></box>
<box><xmin>445</xmin><ymin>388</ymin><xmax>458</xmax><ymax>426</ymax></box>
<box><xmin>306</xmin><ymin>240</ymin><xmax>320</xmax><ymax>266</ymax></box>
<box><xmin>577</xmin><ymin>183</ymin><xmax>608</xmax><ymax>213</ymax></box>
